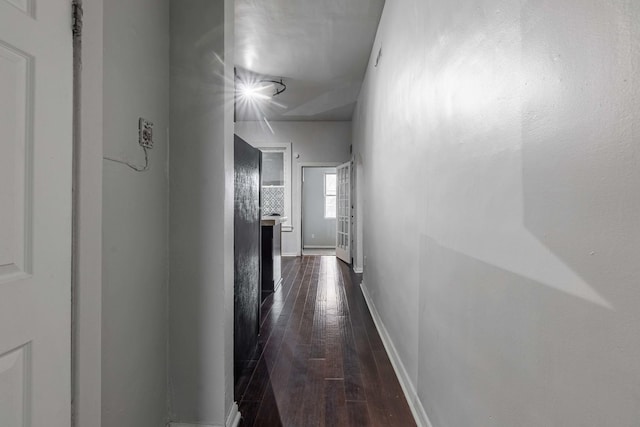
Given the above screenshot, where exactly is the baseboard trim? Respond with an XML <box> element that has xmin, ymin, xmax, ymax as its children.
<box><xmin>359</xmin><ymin>281</ymin><xmax>434</xmax><ymax>427</ymax></box>
<box><xmin>353</xmin><ymin>266</ymin><xmax>363</xmax><ymax>273</ymax></box>
<box><xmin>226</xmin><ymin>402</ymin><xmax>241</xmax><ymax>427</ymax></box>
<box><xmin>282</xmin><ymin>252</ymin><xmax>299</xmax><ymax>257</ymax></box>
<box><xmin>302</xmin><ymin>245</ymin><xmax>336</xmax><ymax>249</ymax></box>
<box><xmin>169</xmin><ymin>402</ymin><xmax>240</xmax><ymax>427</ymax></box>
<box><xmin>169</xmin><ymin>423</ymin><xmax>216</xmax><ymax>427</ymax></box>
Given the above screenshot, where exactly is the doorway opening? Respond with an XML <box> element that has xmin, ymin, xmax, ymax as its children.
<box><xmin>302</xmin><ymin>166</ymin><xmax>337</xmax><ymax>256</ymax></box>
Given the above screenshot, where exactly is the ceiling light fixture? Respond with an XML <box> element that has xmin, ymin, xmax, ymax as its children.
<box><xmin>237</xmin><ymin>78</ymin><xmax>286</xmax><ymax>103</ymax></box>
<box><xmin>238</xmin><ymin>82</ymin><xmax>271</xmax><ymax>101</ymax></box>
<box><xmin>259</xmin><ymin>78</ymin><xmax>286</xmax><ymax>96</ymax></box>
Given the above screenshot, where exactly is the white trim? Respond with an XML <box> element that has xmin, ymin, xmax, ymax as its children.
<box><xmin>303</xmin><ymin>245</ymin><xmax>336</xmax><ymax>249</ymax></box>
<box><xmin>335</xmin><ymin>161</ymin><xmax>351</xmax><ymax>264</ymax></box>
<box><xmin>353</xmin><ymin>154</ymin><xmax>364</xmax><ymax>273</ymax></box>
<box><xmin>73</xmin><ymin>1</ymin><xmax>103</xmax><ymax>426</ymax></box>
<box><xmin>297</xmin><ymin>162</ymin><xmax>341</xmax><ymax>256</ymax></box>
<box><xmin>353</xmin><ymin>267</ymin><xmax>363</xmax><ymax>274</ymax></box>
<box><xmin>226</xmin><ymin>402</ymin><xmax>241</xmax><ymax>427</ymax></box>
<box><xmin>248</xmin><ymin>141</ymin><xmax>292</xmax><ymax>227</ymax></box>
<box><xmin>170</xmin><ymin>423</ymin><xmax>217</xmax><ymax>427</ymax></box>
<box><xmin>323</xmin><ymin>171</ymin><xmax>337</xmax><ymax>219</ymax></box>
<box><xmin>168</xmin><ymin>403</ymin><xmax>240</xmax><ymax>427</ymax></box>
<box><xmin>282</xmin><ymin>252</ymin><xmax>299</xmax><ymax>257</ymax></box>
<box><xmin>360</xmin><ymin>281</ymin><xmax>434</xmax><ymax>427</ymax></box>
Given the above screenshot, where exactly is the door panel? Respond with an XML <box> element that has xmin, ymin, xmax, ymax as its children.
<box><xmin>2</xmin><ymin>0</ymin><xmax>33</xmax><ymax>17</ymax></box>
<box><xmin>0</xmin><ymin>41</ymin><xmax>30</xmax><ymax>282</ymax></box>
<box><xmin>233</xmin><ymin>135</ymin><xmax>261</xmax><ymax>388</ymax></box>
<box><xmin>0</xmin><ymin>1</ymin><xmax>72</xmax><ymax>426</ymax></box>
<box><xmin>336</xmin><ymin>161</ymin><xmax>351</xmax><ymax>264</ymax></box>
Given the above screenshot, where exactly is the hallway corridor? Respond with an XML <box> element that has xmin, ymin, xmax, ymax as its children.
<box><xmin>236</xmin><ymin>256</ymin><xmax>415</xmax><ymax>426</ymax></box>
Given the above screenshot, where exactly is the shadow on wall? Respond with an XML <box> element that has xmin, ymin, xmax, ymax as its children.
<box><xmin>417</xmin><ymin>236</ymin><xmax>636</xmax><ymax>427</ymax></box>
<box><xmin>169</xmin><ymin>0</ymin><xmax>233</xmax><ymax>423</ymax></box>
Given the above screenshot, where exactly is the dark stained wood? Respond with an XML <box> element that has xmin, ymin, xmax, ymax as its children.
<box><xmin>347</xmin><ymin>401</ymin><xmax>371</xmax><ymax>426</ymax></box>
<box><xmin>373</xmin><ymin>350</ymin><xmax>417</xmax><ymax>426</ymax></box>
<box><xmin>238</xmin><ymin>255</ymin><xmax>416</xmax><ymax>427</ymax></box>
<box><xmin>234</xmin><ymin>135</ymin><xmax>262</xmax><ymax>386</ymax></box>
<box><xmin>299</xmin><ymin>358</ymin><xmax>326</xmax><ymax>426</ymax></box>
<box><xmin>325</xmin><ymin>379</ymin><xmax>349</xmax><ymax>427</ymax></box>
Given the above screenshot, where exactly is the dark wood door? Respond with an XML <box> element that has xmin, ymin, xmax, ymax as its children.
<box><xmin>234</xmin><ymin>135</ymin><xmax>261</xmax><ymax>385</ymax></box>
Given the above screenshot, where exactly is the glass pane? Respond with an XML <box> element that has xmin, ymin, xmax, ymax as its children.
<box><xmin>325</xmin><ymin>173</ymin><xmax>336</xmax><ymax>196</ymax></box>
<box><xmin>261</xmin><ymin>151</ymin><xmax>284</xmax><ymax>186</ymax></box>
<box><xmin>325</xmin><ymin>195</ymin><xmax>336</xmax><ymax>218</ymax></box>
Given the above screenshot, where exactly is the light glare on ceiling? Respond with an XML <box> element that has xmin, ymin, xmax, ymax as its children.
<box><xmin>238</xmin><ymin>82</ymin><xmax>271</xmax><ymax>101</ymax></box>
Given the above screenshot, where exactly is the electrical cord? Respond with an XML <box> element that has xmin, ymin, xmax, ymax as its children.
<box><xmin>103</xmin><ymin>146</ymin><xmax>149</xmax><ymax>172</ymax></box>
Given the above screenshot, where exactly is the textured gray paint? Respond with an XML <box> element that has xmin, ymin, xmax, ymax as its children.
<box><xmin>302</xmin><ymin>167</ymin><xmax>336</xmax><ymax>248</ymax></box>
<box><xmin>354</xmin><ymin>0</ymin><xmax>640</xmax><ymax>425</ymax></box>
<box><xmin>102</xmin><ymin>0</ymin><xmax>169</xmax><ymax>426</ymax></box>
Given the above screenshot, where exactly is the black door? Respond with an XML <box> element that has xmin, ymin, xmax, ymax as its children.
<box><xmin>234</xmin><ymin>135</ymin><xmax>261</xmax><ymax>385</ymax></box>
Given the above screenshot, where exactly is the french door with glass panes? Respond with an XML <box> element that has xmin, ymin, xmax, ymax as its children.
<box><xmin>335</xmin><ymin>161</ymin><xmax>351</xmax><ymax>264</ymax></box>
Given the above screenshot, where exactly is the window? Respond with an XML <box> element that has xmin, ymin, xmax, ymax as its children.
<box><xmin>261</xmin><ymin>151</ymin><xmax>285</xmax><ymax>216</ymax></box>
<box><xmin>324</xmin><ymin>173</ymin><xmax>337</xmax><ymax>218</ymax></box>
<box><xmin>249</xmin><ymin>142</ymin><xmax>292</xmax><ymax>231</ymax></box>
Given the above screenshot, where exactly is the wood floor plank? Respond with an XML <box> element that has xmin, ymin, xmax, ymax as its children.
<box><xmin>299</xmin><ymin>358</ymin><xmax>326</xmax><ymax>427</ymax></box>
<box><xmin>238</xmin><ymin>401</ymin><xmax>261</xmax><ymax>427</ymax></box>
<box><xmin>242</xmin><ymin>357</ymin><xmax>271</xmax><ymax>402</ymax></box>
<box><xmin>254</xmin><ymin>381</ymin><xmax>284</xmax><ymax>427</ymax></box>
<box><xmin>346</xmin><ymin>400</ymin><xmax>372</xmax><ymax>427</ymax></box>
<box><xmin>341</xmin><ymin>314</ymin><xmax>366</xmax><ymax>401</ymax></box>
<box><xmin>373</xmin><ymin>349</ymin><xmax>417</xmax><ymax>427</ymax></box>
<box><xmin>325</xmin><ymin>379</ymin><xmax>349</xmax><ymax>427</ymax></box>
<box><xmin>282</xmin><ymin>344</ymin><xmax>312</xmax><ymax>425</ymax></box>
<box><xmin>238</xmin><ymin>256</ymin><xmax>414</xmax><ymax>427</ymax></box>
<box><xmin>310</xmin><ymin>260</ymin><xmax>326</xmax><ymax>359</ymax></box>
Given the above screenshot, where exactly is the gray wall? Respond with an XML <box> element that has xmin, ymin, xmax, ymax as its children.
<box><xmin>169</xmin><ymin>0</ymin><xmax>236</xmax><ymax>425</ymax></box>
<box><xmin>302</xmin><ymin>167</ymin><xmax>337</xmax><ymax>248</ymax></box>
<box><xmin>102</xmin><ymin>0</ymin><xmax>169</xmax><ymax>426</ymax></box>
<box><xmin>235</xmin><ymin>121</ymin><xmax>351</xmax><ymax>255</ymax></box>
<box><xmin>353</xmin><ymin>0</ymin><xmax>640</xmax><ymax>426</ymax></box>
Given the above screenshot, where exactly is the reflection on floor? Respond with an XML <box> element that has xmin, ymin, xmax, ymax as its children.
<box><xmin>235</xmin><ymin>255</ymin><xmax>416</xmax><ymax>426</ymax></box>
<box><xmin>302</xmin><ymin>248</ymin><xmax>336</xmax><ymax>256</ymax></box>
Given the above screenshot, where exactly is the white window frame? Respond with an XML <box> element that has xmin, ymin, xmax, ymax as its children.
<box><xmin>324</xmin><ymin>172</ymin><xmax>337</xmax><ymax>219</ymax></box>
<box><xmin>249</xmin><ymin>141</ymin><xmax>293</xmax><ymax>231</ymax></box>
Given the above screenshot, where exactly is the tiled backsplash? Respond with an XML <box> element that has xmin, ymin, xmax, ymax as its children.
<box><xmin>262</xmin><ymin>186</ymin><xmax>285</xmax><ymax>216</ymax></box>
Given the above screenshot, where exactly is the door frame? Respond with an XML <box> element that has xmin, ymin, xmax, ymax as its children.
<box><xmin>300</xmin><ymin>164</ymin><xmax>339</xmax><ymax>252</ymax></box>
<box><xmin>296</xmin><ymin>162</ymin><xmax>341</xmax><ymax>256</ymax></box>
<box><xmin>335</xmin><ymin>161</ymin><xmax>351</xmax><ymax>264</ymax></box>
<box><xmin>72</xmin><ymin>0</ymin><xmax>103</xmax><ymax>426</ymax></box>
<box><xmin>353</xmin><ymin>154</ymin><xmax>364</xmax><ymax>273</ymax></box>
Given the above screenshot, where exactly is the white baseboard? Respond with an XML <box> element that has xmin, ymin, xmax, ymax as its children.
<box><xmin>303</xmin><ymin>245</ymin><xmax>335</xmax><ymax>249</ymax></box>
<box><xmin>359</xmin><ymin>282</ymin><xmax>434</xmax><ymax>427</ymax></box>
<box><xmin>170</xmin><ymin>423</ymin><xmax>216</xmax><ymax>427</ymax></box>
<box><xmin>282</xmin><ymin>252</ymin><xmax>299</xmax><ymax>257</ymax></box>
<box><xmin>353</xmin><ymin>266</ymin><xmax>363</xmax><ymax>273</ymax></box>
<box><xmin>169</xmin><ymin>402</ymin><xmax>240</xmax><ymax>427</ymax></box>
<box><xmin>226</xmin><ymin>402</ymin><xmax>241</xmax><ymax>427</ymax></box>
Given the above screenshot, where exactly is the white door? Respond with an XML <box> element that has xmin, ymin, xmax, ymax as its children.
<box><xmin>0</xmin><ymin>1</ymin><xmax>73</xmax><ymax>426</ymax></box>
<box><xmin>335</xmin><ymin>161</ymin><xmax>351</xmax><ymax>264</ymax></box>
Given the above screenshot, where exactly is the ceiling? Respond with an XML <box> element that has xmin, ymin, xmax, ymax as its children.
<box><xmin>235</xmin><ymin>0</ymin><xmax>385</xmax><ymax>121</ymax></box>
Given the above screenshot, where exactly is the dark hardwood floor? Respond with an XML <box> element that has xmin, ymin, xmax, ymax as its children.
<box><xmin>235</xmin><ymin>255</ymin><xmax>416</xmax><ymax>427</ymax></box>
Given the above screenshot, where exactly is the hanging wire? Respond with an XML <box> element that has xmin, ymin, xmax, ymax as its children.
<box><xmin>103</xmin><ymin>146</ymin><xmax>149</xmax><ymax>172</ymax></box>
